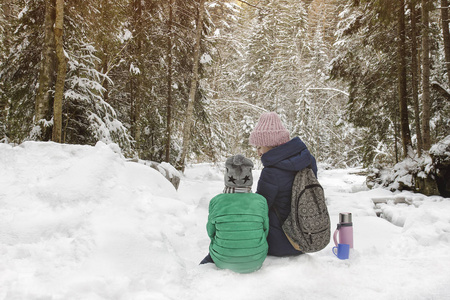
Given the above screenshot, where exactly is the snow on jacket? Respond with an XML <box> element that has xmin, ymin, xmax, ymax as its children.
<box><xmin>256</xmin><ymin>137</ymin><xmax>318</xmax><ymax>256</ymax></box>
<box><xmin>207</xmin><ymin>193</ymin><xmax>269</xmax><ymax>273</ymax></box>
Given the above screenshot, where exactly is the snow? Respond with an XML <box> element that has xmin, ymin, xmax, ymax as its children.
<box><xmin>129</xmin><ymin>63</ymin><xmax>141</xmax><ymax>75</ymax></box>
<box><xmin>200</xmin><ymin>53</ymin><xmax>212</xmax><ymax>64</ymax></box>
<box><xmin>118</xmin><ymin>29</ymin><xmax>132</xmax><ymax>43</ymax></box>
<box><xmin>430</xmin><ymin>135</ymin><xmax>450</xmax><ymax>158</ymax></box>
<box><xmin>1</xmin><ymin>142</ymin><xmax>450</xmax><ymax>300</ymax></box>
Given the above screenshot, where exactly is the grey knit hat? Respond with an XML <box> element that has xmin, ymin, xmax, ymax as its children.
<box><xmin>224</xmin><ymin>154</ymin><xmax>254</xmax><ymax>188</ymax></box>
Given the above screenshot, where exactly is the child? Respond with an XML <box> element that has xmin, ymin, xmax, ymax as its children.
<box><xmin>249</xmin><ymin>111</ymin><xmax>317</xmax><ymax>257</ymax></box>
<box><xmin>200</xmin><ymin>154</ymin><xmax>269</xmax><ymax>273</ymax></box>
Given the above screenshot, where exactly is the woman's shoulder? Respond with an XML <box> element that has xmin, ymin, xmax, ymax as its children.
<box><xmin>260</xmin><ymin>165</ymin><xmax>280</xmax><ymax>179</ymax></box>
<box><xmin>261</xmin><ymin>137</ymin><xmax>308</xmax><ymax>164</ymax></box>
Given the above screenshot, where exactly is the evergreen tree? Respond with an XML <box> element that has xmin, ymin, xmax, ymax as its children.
<box><xmin>294</xmin><ymin>0</ymin><xmax>358</xmax><ymax>166</ymax></box>
<box><xmin>410</xmin><ymin>0</ymin><xmax>423</xmax><ymax>156</ymax></box>
<box><xmin>241</xmin><ymin>0</ymin><xmax>308</xmax><ymax>114</ymax></box>
<box><xmin>199</xmin><ymin>1</ymin><xmax>257</xmax><ymax>159</ymax></box>
<box><xmin>59</xmin><ymin>0</ymin><xmax>132</xmax><ymax>152</ymax></box>
<box><xmin>331</xmin><ymin>1</ymin><xmax>406</xmax><ymax>165</ymax></box>
<box><xmin>397</xmin><ymin>0</ymin><xmax>413</xmax><ymax>157</ymax></box>
<box><xmin>421</xmin><ymin>0</ymin><xmax>433</xmax><ymax>151</ymax></box>
<box><xmin>204</xmin><ymin>0</ymin><xmax>359</xmax><ymax>166</ymax></box>
<box><xmin>52</xmin><ymin>0</ymin><xmax>66</xmax><ymax>143</ymax></box>
<box><xmin>0</xmin><ymin>0</ymin><xmax>133</xmax><ymax>151</ymax></box>
<box><xmin>4</xmin><ymin>0</ymin><xmax>445</xmax><ymax>168</ymax></box>
<box><xmin>331</xmin><ymin>0</ymin><xmax>447</xmax><ymax>165</ymax></box>
<box><xmin>0</xmin><ymin>0</ymin><xmax>14</xmax><ymax>142</ymax></box>
<box><xmin>441</xmin><ymin>0</ymin><xmax>450</xmax><ymax>85</ymax></box>
<box><xmin>1</xmin><ymin>0</ymin><xmax>45</xmax><ymax>143</ymax></box>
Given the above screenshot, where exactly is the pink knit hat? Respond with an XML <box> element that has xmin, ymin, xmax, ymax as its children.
<box><xmin>249</xmin><ymin>112</ymin><xmax>290</xmax><ymax>146</ymax></box>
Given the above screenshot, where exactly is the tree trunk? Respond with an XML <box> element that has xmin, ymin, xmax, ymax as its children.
<box><xmin>134</xmin><ymin>76</ymin><xmax>141</xmax><ymax>152</ymax></box>
<box><xmin>1</xmin><ymin>0</ymin><xmax>12</xmax><ymax>51</ymax></box>
<box><xmin>165</xmin><ymin>0</ymin><xmax>174</xmax><ymax>163</ymax></box>
<box><xmin>101</xmin><ymin>50</ymin><xmax>109</xmax><ymax>103</ymax></box>
<box><xmin>1</xmin><ymin>0</ymin><xmax>13</xmax><ymax>140</ymax></box>
<box><xmin>178</xmin><ymin>0</ymin><xmax>205</xmax><ymax>171</ymax></box>
<box><xmin>100</xmin><ymin>0</ymin><xmax>110</xmax><ymax>103</ymax></box>
<box><xmin>52</xmin><ymin>0</ymin><xmax>66</xmax><ymax>143</ymax></box>
<box><xmin>410</xmin><ymin>0</ymin><xmax>423</xmax><ymax>156</ymax></box>
<box><xmin>421</xmin><ymin>0</ymin><xmax>432</xmax><ymax>151</ymax></box>
<box><xmin>130</xmin><ymin>78</ymin><xmax>135</xmax><ymax>135</ymax></box>
<box><xmin>131</xmin><ymin>0</ymin><xmax>142</xmax><ymax>154</ymax></box>
<box><xmin>398</xmin><ymin>0</ymin><xmax>413</xmax><ymax>157</ymax></box>
<box><xmin>393</xmin><ymin>110</ymin><xmax>399</xmax><ymax>163</ymax></box>
<box><xmin>35</xmin><ymin>0</ymin><xmax>56</xmax><ymax>140</ymax></box>
<box><xmin>442</xmin><ymin>0</ymin><xmax>450</xmax><ymax>85</ymax></box>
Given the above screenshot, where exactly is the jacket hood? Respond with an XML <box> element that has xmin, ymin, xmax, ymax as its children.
<box><xmin>260</xmin><ymin>137</ymin><xmax>312</xmax><ymax>172</ymax></box>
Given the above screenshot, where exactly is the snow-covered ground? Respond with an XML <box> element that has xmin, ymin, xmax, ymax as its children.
<box><xmin>1</xmin><ymin>141</ymin><xmax>450</xmax><ymax>300</ymax></box>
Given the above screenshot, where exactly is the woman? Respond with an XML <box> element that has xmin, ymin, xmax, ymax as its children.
<box><xmin>249</xmin><ymin>112</ymin><xmax>317</xmax><ymax>256</ymax></box>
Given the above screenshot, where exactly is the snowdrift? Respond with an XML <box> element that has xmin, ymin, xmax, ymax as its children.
<box><xmin>1</xmin><ymin>142</ymin><xmax>450</xmax><ymax>300</ymax></box>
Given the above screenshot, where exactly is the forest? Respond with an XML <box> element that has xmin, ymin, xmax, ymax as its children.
<box><xmin>0</xmin><ymin>0</ymin><xmax>449</xmax><ymax>173</ymax></box>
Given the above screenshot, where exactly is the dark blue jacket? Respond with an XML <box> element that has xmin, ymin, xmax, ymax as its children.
<box><xmin>256</xmin><ymin>137</ymin><xmax>317</xmax><ymax>256</ymax></box>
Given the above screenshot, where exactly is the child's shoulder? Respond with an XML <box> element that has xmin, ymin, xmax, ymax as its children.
<box><xmin>208</xmin><ymin>193</ymin><xmax>268</xmax><ymax>219</ymax></box>
<box><xmin>210</xmin><ymin>192</ymin><xmax>262</xmax><ymax>200</ymax></box>
<box><xmin>210</xmin><ymin>193</ymin><xmax>266</xmax><ymax>207</ymax></box>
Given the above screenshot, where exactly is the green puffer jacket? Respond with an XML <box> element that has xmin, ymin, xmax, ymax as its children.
<box><xmin>207</xmin><ymin>193</ymin><xmax>269</xmax><ymax>273</ymax></box>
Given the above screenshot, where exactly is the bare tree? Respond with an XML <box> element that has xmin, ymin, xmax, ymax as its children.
<box><xmin>178</xmin><ymin>0</ymin><xmax>205</xmax><ymax>171</ymax></box>
<box><xmin>34</xmin><ymin>0</ymin><xmax>56</xmax><ymax>140</ymax></box>
<box><xmin>52</xmin><ymin>0</ymin><xmax>66</xmax><ymax>143</ymax></box>
<box><xmin>132</xmin><ymin>0</ymin><xmax>143</xmax><ymax>153</ymax></box>
<box><xmin>410</xmin><ymin>0</ymin><xmax>422</xmax><ymax>156</ymax></box>
<box><xmin>398</xmin><ymin>0</ymin><xmax>413</xmax><ymax>157</ymax></box>
<box><xmin>0</xmin><ymin>0</ymin><xmax>14</xmax><ymax>141</ymax></box>
<box><xmin>442</xmin><ymin>0</ymin><xmax>450</xmax><ymax>85</ymax></box>
<box><xmin>165</xmin><ymin>0</ymin><xmax>174</xmax><ymax>162</ymax></box>
<box><xmin>99</xmin><ymin>0</ymin><xmax>111</xmax><ymax>103</ymax></box>
<box><xmin>421</xmin><ymin>0</ymin><xmax>432</xmax><ymax>151</ymax></box>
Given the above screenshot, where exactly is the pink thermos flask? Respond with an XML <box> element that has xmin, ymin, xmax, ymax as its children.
<box><xmin>333</xmin><ymin>212</ymin><xmax>353</xmax><ymax>248</ymax></box>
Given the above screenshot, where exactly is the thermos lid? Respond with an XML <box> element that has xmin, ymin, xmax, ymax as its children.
<box><xmin>339</xmin><ymin>212</ymin><xmax>352</xmax><ymax>223</ymax></box>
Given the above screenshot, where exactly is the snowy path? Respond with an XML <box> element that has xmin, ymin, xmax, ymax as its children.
<box><xmin>1</xmin><ymin>142</ymin><xmax>450</xmax><ymax>300</ymax></box>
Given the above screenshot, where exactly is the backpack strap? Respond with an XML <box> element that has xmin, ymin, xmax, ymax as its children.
<box><xmin>271</xmin><ymin>167</ymin><xmax>310</xmax><ymax>224</ymax></box>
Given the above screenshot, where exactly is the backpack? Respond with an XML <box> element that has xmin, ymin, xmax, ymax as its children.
<box><xmin>275</xmin><ymin>167</ymin><xmax>330</xmax><ymax>253</ymax></box>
